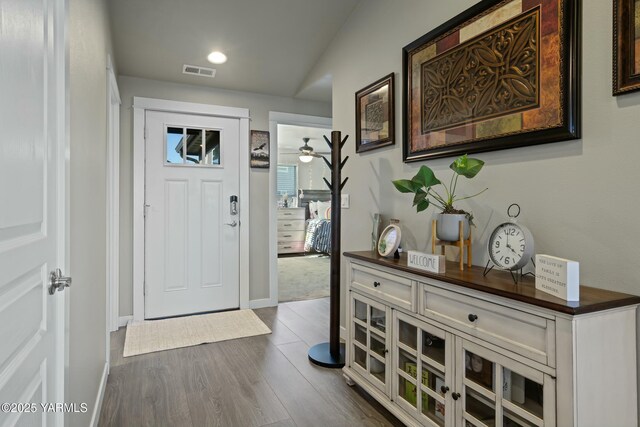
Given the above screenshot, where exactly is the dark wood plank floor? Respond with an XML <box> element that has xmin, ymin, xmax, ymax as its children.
<box><xmin>99</xmin><ymin>298</ymin><xmax>403</xmax><ymax>427</ymax></box>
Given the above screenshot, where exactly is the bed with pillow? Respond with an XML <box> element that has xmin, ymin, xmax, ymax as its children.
<box><xmin>298</xmin><ymin>189</ymin><xmax>332</xmax><ymax>254</ymax></box>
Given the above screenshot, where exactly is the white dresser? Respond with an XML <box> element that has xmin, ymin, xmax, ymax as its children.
<box><xmin>277</xmin><ymin>208</ymin><xmax>306</xmax><ymax>254</ymax></box>
<box><xmin>343</xmin><ymin>251</ymin><xmax>640</xmax><ymax>427</ymax></box>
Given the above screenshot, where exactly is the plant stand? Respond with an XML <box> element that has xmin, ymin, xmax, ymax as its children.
<box><xmin>431</xmin><ymin>219</ymin><xmax>472</xmax><ymax>271</ymax></box>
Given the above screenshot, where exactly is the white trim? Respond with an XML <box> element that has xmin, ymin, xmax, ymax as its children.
<box><xmin>133</xmin><ymin>97</ymin><xmax>250</xmax><ymax>321</ymax></box>
<box><xmin>340</xmin><ymin>325</ymin><xmax>346</xmax><ymax>341</ymax></box>
<box><xmin>118</xmin><ymin>316</ymin><xmax>133</xmax><ymax>328</ymax></box>
<box><xmin>268</xmin><ymin>112</ymin><xmax>332</xmax><ymax>306</ymax></box>
<box><xmin>56</xmin><ymin>1</ymin><xmax>70</xmax><ymax>425</ymax></box>
<box><xmin>89</xmin><ymin>362</ymin><xmax>109</xmax><ymax>427</ymax></box>
<box><xmin>248</xmin><ymin>298</ymin><xmax>274</xmax><ymax>309</ymax></box>
<box><xmin>106</xmin><ymin>55</ymin><xmax>121</xmax><ymax>336</ymax></box>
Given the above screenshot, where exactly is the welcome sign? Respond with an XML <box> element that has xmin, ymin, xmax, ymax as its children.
<box><xmin>407</xmin><ymin>251</ymin><xmax>446</xmax><ymax>274</ymax></box>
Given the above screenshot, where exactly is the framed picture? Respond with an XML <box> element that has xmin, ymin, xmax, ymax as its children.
<box><xmin>613</xmin><ymin>0</ymin><xmax>640</xmax><ymax>95</ymax></box>
<box><xmin>250</xmin><ymin>130</ymin><xmax>269</xmax><ymax>168</ymax></box>
<box><xmin>402</xmin><ymin>0</ymin><xmax>581</xmax><ymax>162</ymax></box>
<box><xmin>356</xmin><ymin>73</ymin><xmax>395</xmax><ymax>153</ymax></box>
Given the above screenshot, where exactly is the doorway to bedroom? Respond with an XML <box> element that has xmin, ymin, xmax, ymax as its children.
<box><xmin>271</xmin><ymin>116</ymin><xmax>332</xmax><ymax>303</ymax></box>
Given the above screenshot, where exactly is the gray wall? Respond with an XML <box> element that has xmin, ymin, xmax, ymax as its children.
<box><xmin>69</xmin><ymin>0</ymin><xmax>114</xmax><ymax>424</ymax></box>
<box><xmin>118</xmin><ymin>76</ymin><xmax>331</xmax><ymax>314</ymax></box>
<box><xmin>304</xmin><ymin>0</ymin><xmax>640</xmax><ymax>326</ymax></box>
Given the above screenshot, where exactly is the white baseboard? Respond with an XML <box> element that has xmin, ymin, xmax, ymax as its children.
<box><xmin>89</xmin><ymin>362</ymin><xmax>109</xmax><ymax>427</ymax></box>
<box><xmin>118</xmin><ymin>316</ymin><xmax>132</xmax><ymax>327</ymax></box>
<box><xmin>249</xmin><ymin>298</ymin><xmax>277</xmax><ymax>309</ymax></box>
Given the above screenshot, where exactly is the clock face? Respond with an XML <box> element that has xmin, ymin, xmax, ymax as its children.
<box><xmin>488</xmin><ymin>223</ymin><xmax>531</xmax><ymax>270</ymax></box>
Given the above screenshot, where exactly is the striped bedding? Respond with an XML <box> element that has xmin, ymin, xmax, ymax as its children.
<box><xmin>304</xmin><ymin>219</ymin><xmax>331</xmax><ymax>253</ymax></box>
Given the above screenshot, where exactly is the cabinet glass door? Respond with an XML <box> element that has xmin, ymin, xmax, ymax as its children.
<box><xmin>394</xmin><ymin>312</ymin><xmax>451</xmax><ymax>427</ymax></box>
<box><xmin>349</xmin><ymin>292</ymin><xmax>390</xmax><ymax>394</ymax></box>
<box><xmin>458</xmin><ymin>339</ymin><xmax>552</xmax><ymax>427</ymax></box>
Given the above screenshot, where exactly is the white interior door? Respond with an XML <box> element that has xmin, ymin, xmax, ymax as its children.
<box><xmin>0</xmin><ymin>0</ymin><xmax>67</xmax><ymax>425</ymax></box>
<box><xmin>145</xmin><ymin>111</ymin><xmax>240</xmax><ymax>319</ymax></box>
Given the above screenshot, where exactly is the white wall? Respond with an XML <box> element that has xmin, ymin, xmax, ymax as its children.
<box><xmin>118</xmin><ymin>76</ymin><xmax>331</xmax><ymax>314</ymax></box>
<box><xmin>277</xmin><ymin>153</ymin><xmax>330</xmax><ymax>191</ymax></box>
<box><xmin>69</xmin><ymin>0</ymin><xmax>115</xmax><ymax>424</ymax></box>
<box><xmin>306</xmin><ymin>0</ymin><xmax>640</xmax><ymax>326</ymax></box>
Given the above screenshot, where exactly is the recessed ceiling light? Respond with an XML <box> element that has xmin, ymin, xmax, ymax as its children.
<box><xmin>207</xmin><ymin>51</ymin><xmax>227</xmax><ymax>64</ymax></box>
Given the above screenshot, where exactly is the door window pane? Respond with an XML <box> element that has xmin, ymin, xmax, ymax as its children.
<box><xmin>421</xmin><ymin>363</ymin><xmax>445</xmax><ymax>394</ymax></box>
<box><xmin>185</xmin><ymin>128</ymin><xmax>203</xmax><ymax>164</ymax></box>
<box><xmin>354</xmin><ymin>346</ymin><xmax>366</xmax><ymax>369</ymax></box>
<box><xmin>504</xmin><ymin>408</ymin><xmax>537</xmax><ymax>427</ymax></box>
<box><xmin>166</xmin><ymin>127</ymin><xmax>222</xmax><ymax>166</ymax></box>
<box><xmin>204</xmin><ymin>129</ymin><xmax>221</xmax><ymax>165</ymax></box>
<box><xmin>166</xmin><ymin>127</ymin><xmax>185</xmax><ymax>164</ymax></box>
<box><xmin>503</xmin><ymin>368</ymin><xmax>544</xmax><ymax>419</ymax></box>
<box><xmin>465</xmin><ymin>350</ymin><xmax>494</xmax><ymax>391</ymax></box>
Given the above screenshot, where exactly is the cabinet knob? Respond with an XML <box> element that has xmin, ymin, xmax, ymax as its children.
<box><xmin>440</xmin><ymin>385</ymin><xmax>449</xmax><ymax>394</ymax></box>
<box><xmin>373</xmin><ymin>281</ymin><xmax>381</xmax><ymax>287</ymax></box>
<box><xmin>452</xmin><ymin>392</ymin><xmax>461</xmax><ymax>400</ymax></box>
<box><xmin>468</xmin><ymin>314</ymin><xmax>478</xmax><ymax>322</ymax></box>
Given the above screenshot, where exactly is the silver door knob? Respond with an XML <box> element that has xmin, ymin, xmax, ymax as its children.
<box><xmin>225</xmin><ymin>221</ymin><xmax>238</xmax><ymax>227</ymax></box>
<box><xmin>49</xmin><ymin>268</ymin><xmax>72</xmax><ymax>295</ymax></box>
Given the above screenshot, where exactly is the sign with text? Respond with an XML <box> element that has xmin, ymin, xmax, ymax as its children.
<box><xmin>408</xmin><ymin>251</ymin><xmax>446</xmax><ymax>274</ymax></box>
<box><xmin>535</xmin><ymin>254</ymin><xmax>579</xmax><ymax>301</ymax></box>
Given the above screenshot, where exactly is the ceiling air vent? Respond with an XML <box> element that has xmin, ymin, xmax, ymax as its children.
<box><xmin>182</xmin><ymin>64</ymin><xmax>216</xmax><ymax>78</ymax></box>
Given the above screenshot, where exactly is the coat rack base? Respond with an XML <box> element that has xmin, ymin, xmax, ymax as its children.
<box><xmin>308</xmin><ymin>342</ymin><xmax>345</xmax><ymax>368</ymax></box>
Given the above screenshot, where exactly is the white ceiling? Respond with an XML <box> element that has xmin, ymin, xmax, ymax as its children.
<box><xmin>108</xmin><ymin>0</ymin><xmax>359</xmax><ymax>101</ymax></box>
<box><xmin>277</xmin><ymin>124</ymin><xmax>331</xmax><ymax>154</ymax></box>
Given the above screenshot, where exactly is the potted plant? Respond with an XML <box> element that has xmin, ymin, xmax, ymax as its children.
<box><xmin>392</xmin><ymin>154</ymin><xmax>487</xmax><ymax>241</ymax></box>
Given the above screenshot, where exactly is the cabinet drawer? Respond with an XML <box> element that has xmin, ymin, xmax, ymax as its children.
<box><xmin>277</xmin><ymin>208</ymin><xmax>305</xmax><ymax>220</ymax></box>
<box><xmin>277</xmin><ymin>231</ymin><xmax>306</xmax><ymax>242</ymax></box>
<box><xmin>421</xmin><ymin>285</ymin><xmax>555</xmax><ymax>366</ymax></box>
<box><xmin>278</xmin><ymin>219</ymin><xmax>305</xmax><ymax>231</ymax></box>
<box><xmin>350</xmin><ymin>263</ymin><xmax>416</xmax><ymax>311</ymax></box>
<box><xmin>278</xmin><ymin>241</ymin><xmax>305</xmax><ymax>253</ymax></box>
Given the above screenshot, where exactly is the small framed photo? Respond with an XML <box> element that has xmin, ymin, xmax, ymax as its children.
<box><xmin>355</xmin><ymin>73</ymin><xmax>395</xmax><ymax>153</ymax></box>
<box><xmin>250</xmin><ymin>130</ymin><xmax>270</xmax><ymax>168</ymax></box>
<box><xmin>613</xmin><ymin>0</ymin><xmax>640</xmax><ymax>95</ymax></box>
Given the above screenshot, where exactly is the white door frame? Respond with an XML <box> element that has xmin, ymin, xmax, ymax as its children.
<box><xmin>268</xmin><ymin>112</ymin><xmax>331</xmax><ymax>306</ymax></box>
<box><xmin>106</xmin><ymin>55</ymin><xmax>121</xmax><ymax>334</ymax></box>
<box><xmin>132</xmin><ymin>97</ymin><xmax>250</xmax><ymax>322</ymax></box>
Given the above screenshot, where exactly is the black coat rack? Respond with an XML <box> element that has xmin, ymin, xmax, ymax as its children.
<box><xmin>308</xmin><ymin>131</ymin><xmax>349</xmax><ymax>368</ymax></box>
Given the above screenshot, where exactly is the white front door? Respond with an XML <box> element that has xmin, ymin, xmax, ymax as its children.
<box><xmin>0</xmin><ymin>0</ymin><xmax>67</xmax><ymax>425</ymax></box>
<box><xmin>145</xmin><ymin>111</ymin><xmax>241</xmax><ymax>319</ymax></box>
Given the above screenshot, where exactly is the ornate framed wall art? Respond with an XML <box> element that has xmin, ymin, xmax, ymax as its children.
<box><xmin>356</xmin><ymin>73</ymin><xmax>395</xmax><ymax>153</ymax></box>
<box><xmin>402</xmin><ymin>0</ymin><xmax>581</xmax><ymax>162</ymax></box>
<box><xmin>613</xmin><ymin>0</ymin><xmax>640</xmax><ymax>95</ymax></box>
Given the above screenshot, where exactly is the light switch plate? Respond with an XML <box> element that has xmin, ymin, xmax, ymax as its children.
<box><xmin>341</xmin><ymin>194</ymin><xmax>350</xmax><ymax>208</ymax></box>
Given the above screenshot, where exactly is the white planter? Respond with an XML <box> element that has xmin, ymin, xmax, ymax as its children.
<box><xmin>436</xmin><ymin>213</ymin><xmax>470</xmax><ymax>241</ymax></box>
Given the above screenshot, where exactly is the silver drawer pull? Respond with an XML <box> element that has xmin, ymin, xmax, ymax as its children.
<box><xmin>283</xmin><ymin>234</ymin><xmax>292</xmax><ymax>237</ymax></box>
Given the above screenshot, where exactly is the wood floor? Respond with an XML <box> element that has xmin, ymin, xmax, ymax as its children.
<box><xmin>99</xmin><ymin>298</ymin><xmax>403</xmax><ymax>427</ymax></box>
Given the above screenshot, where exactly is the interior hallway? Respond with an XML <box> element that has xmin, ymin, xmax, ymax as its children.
<box><xmin>99</xmin><ymin>298</ymin><xmax>403</xmax><ymax>426</ymax></box>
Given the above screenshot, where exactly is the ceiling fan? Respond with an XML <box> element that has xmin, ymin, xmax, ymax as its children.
<box><xmin>298</xmin><ymin>137</ymin><xmax>327</xmax><ymax>162</ymax></box>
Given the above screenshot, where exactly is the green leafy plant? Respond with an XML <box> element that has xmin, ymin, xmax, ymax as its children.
<box><xmin>392</xmin><ymin>154</ymin><xmax>487</xmax><ymax>223</ymax></box>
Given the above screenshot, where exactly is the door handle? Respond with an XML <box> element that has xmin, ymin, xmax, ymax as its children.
<box><xmin>49</xmin><ymin>268</ymin><xmax>72</xmax><ymax>295</ymax></box>
<box><xmin>225</xmin><ymin>221</ymin><xmax>238</xmax><ymax>227</ymax></box>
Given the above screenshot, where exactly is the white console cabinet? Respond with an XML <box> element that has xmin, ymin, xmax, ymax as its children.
<box><xmin>344</xmin><ymin>251</ymin><xmax>640</xmax><ymax>427</ymax></box>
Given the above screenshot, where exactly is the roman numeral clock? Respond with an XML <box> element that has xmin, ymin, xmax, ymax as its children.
<box><xmin>484</xmin><ymin>204</ymin><xmax>535</xmax><ymax>284</ymax></box>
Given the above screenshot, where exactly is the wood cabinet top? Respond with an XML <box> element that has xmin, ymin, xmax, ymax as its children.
<box><xmin>344</xmin><ymin>251</ymin><xmax>640</xmax><ymax>315</ymax></box>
